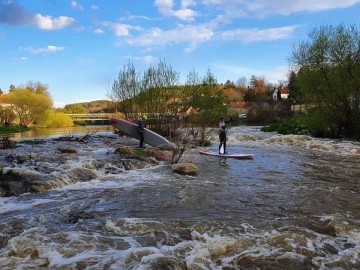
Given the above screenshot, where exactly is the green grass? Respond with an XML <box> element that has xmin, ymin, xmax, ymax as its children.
<box><xmin>261</xmin><ymin>117</ymin><xmax>311</xmax><ymax>135</ymax></box>
<box><xmin>133</xmin><ymin>149</ymin><xmax>152</xmax><ymax>157</ymax></box>
<box><xmin>0</xmin><ymin>124</ymin><xmax>30</xmax><ymax>134</ymax></box>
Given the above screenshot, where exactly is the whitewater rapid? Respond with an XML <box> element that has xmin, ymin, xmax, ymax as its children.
<box><xmin>0</xmin><ymin>126</ymin><xmax>359</xmax><ymax>269</ymax></box>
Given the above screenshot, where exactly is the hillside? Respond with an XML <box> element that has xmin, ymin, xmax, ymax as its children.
<box><xmin>69</xmin><ymin>100</ymin><xmax>117</xmax><ymax>113</ymax></box>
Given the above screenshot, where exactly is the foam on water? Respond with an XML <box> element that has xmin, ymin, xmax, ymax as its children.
<box><xmin>226</xmin><ymin>126</ymin><xmax>360</xmax><ymax>157</ymax></box>
<box><xmin>0</xmin><ymin>197</ymin><xmax>56</xmax><ymax>214</ymax></box>
<box><xmin>1</xmin><ymin>212</ymin><xmax>359</xmax><ymax>269</ymax></box>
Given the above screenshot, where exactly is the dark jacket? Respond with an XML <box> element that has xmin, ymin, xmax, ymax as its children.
<box><xmin>138</xmin><ymin>119</ymin><xmax>145</xmax><ymax>133</ymax></box>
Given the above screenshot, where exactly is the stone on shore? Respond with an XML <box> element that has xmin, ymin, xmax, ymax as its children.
<box><xmin>171</xmin><ymin>163</ymin><xmax>199</xmax><ymax>176</ymax></box>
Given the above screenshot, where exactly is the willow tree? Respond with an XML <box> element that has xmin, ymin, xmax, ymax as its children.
<box><xmin>109</xmin><ymin>60</ymin><xmax>180</xmax><ymax>135</ymax></box>
<box><xmin>290</xmin><ymin>24</ymin><xmax>360</xmax><ymax>137</ymax></box>
<box><xmin>107</xmin><ymin>62</ymin><xmax>141</xmax><ymax>119</ymax></box>
<box><xmin>183</xmin><ymin>69</ymin><xmax>227</xmax><ymax>144</ymax></box>
<box><xmin>0</xmin><ymin>88</ymin><xmax>53</xmax><ymax>126</ymax></box>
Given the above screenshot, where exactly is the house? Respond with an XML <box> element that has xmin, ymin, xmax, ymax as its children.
<box><xmin>273</xmin><ymin>86</ymin><xmax>290</xmax><ymax>100</ymax></box>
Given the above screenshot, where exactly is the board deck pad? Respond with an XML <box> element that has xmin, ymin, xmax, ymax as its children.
<box><xmin>110</xmin><ymin>117</ymin><xmax>175</xmax><ymax>150</ymax></box>
<box><xmin>199</xmin><ymin>149</ymin><xmax>254</xmax><ymax>159</ymax></box>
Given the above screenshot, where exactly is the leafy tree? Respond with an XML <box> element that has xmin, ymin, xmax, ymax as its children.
<box><xmin>290</xmin><ymin>23</ymin><xmax>360</xmax><ymax>137</ymax></box>
<box><xmin>22</xmin><ymin>81</ymin><xmax>51</xmax><ymax>97</ymax></box>
<box><xmin>135</xmin><ymin>61</ymin><xmax>180</xmax><ymax>135</ymax></box>
<box><xmin>0</xmin><ymin>88</ymin><xmax>53</xmax><ymax>126</ymax></box>
<box><xmin>287</xmin><ymin>71</ymin><xmax>300</xmax><ymax>104</ymax></box>
<box><xmin>224</xmin><ymin>80</ymin><xmax>235</xmax><ymax>89</ymax></box>
<box><xmin>61</xmin><ymin>104</ymin><xmax>88</xmax><ymax>114</ymax></box>
<box><xmin>0</xmin><ymin>88</ymin><xmax>3</xmax><ymax>95</ymax></box>
<box><xmin>42</xmin><ymin>111</ymin><xmax>74</xmax><ymax>128</ymax></box>
<box><xmin>0</xmin><ymin>106</ymin><xmax>16</xmax><ymax>124</ymax></box>
<box><xmin>184</xmin><ymin>69</ymin><xmax>227</xmax><ymax>144</ymax></box>
<box><xmin>109</xmin><ymin>60</ymin><xmax>180</xmax><ymax>135</ymax></box>
<box><xmin>108</xmin><ymin>62</ymin><xmax>142</xmax><ymax>118</ymax></box>
<box><xmin>245</xmin><ymin>75</ymin><xmax>271</xmax><ymax>103</ymax></box>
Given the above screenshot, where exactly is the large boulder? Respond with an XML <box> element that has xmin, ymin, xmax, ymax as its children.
<box><xmin>0</xmin><ymin>170</ymin><xmax>29</xmax><ymax>196</ymax></box>
<box><xmin>148</xmin><ymin>149</ymin><xmax>173</xmax><ymax>163</ymax></box>
<box><xmin>171</xmin><ymin>163</ymin><xmax>199</xmax><ymax>176</ymax></box>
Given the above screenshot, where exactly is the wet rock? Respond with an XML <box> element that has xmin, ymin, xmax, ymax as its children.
<box><xmin>22</xmin><ymin>172</ymin><xmax>64</xmax><ymax>193</ymax></box>
<box><xmin>171</xmin><ymin>162</ymin><xmax>199</xmax><ymax>176</ymax></box>
<box><xmin>0</xmin><ymin>170</ymin><xmax>29</xmax><ymax>196</ymax></box>
<box><xmin>104</xmin><ymin>166</ymin><xmax>124</xmax><ymax>174</ymax></box>
<box><xmin>57</xmin><ymin>147</ymin><xmax>77</xmax><ymax>154</ymax></box>
<box><xmin>115</xmin><ymin>146</ymin><xmax>134</xmax><ymax>155</ymax></box>
<box><xmin>148</xmin><ymin>257</ymin><xmax>186</xmax><ymax>270</ymax></box>
<box><xmin>5</xmin><ymin>154</ymin><xmax>28</xmax><ymax>164</ymax></box>
<box><xmin>229</xmin><ymin>255</ymin><xmax>314</xmax><ymax>270</ymax></box>
<box><xmin>69</xmin><ymin>168</ymin><xmax>97</xmax><ymax>182</ymax></box>
<box><xmin>68</xmin><ymin>210</ymin><xmax>94</xmax><ymax>224</ymax></box>
<box><xmin>148</xmin><ymin>149</ymin><xmax>173</xmax><ymax>163</ymax></box>
<box><xmin>0</xmin><ymin>137</ymin><xmax>17</xmax><ymax>149</ymax></box>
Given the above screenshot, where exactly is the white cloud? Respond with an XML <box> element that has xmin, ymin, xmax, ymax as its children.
<box><xmin>33</xmin><ymin>14</ymin><xmax>75</xmax><ymax>30</ymax></box>
<box><xmin>102</xmin><ymin>21</ymin><xmax>141</xmax><ymax>36</ymax></box>
<box><xmin>126</xmin><ymin>23</ymin><xmax>295</xmax><ymax>52</ymax></box>
<box><xmin>91</xmin><ymin>5</ymin><xmax>99</xmax><ymax>10</ymax></box>
<box><xmin>126</xmin><ymin>24</ymin><xmax>213</xmax><ymax>51</ymax></box>
<box><xmin>124</xmin><ymin>55</ymin><xmax>159</xmax><ymax>65</ymax></box>
<box><xmin>23</xmin><ymin>45</ymin><xmax>65</xmax><ymax>54</ymax></box>
<box><xmin>154</xmin><ymin>0</ymin><xmax>197</xmax><ymax>20</ymax></box>
<box><xmin>221</xmin><ymin>25</ymin><xmax>297</xmax><ymax>43</ymax></box>
<box><xmin>143</xmin><ymin>55</ymin><xmax>158</xmax><ymax>64</ymax></box>
<box><xmin>20</xmin><ymin>56</ymin><xmax>28</xmax><ymax>61</ymax></box>
<box><xmin>71</xmin><ymin>0</ymin><xmax>84</xmax><ymax>11</ymax></box>
<box><xmin>94</xmin><ymin>28</ymin><xmax>104</xmax><ymax>34</ymax></box>
<box><xmin>181</xmin><ymin>0</ymin><xmax>196</xmax><ymax>9</ymax></box>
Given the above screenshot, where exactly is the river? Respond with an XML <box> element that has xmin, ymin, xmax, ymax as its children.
<box><xmin>0</xmin><ymin>125</ymin><xmax>359</xmax><ymax>269</ymax></box>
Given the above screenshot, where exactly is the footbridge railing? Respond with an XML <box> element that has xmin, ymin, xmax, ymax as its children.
<box><xmin>66</xmin><ymin>113</ymin><xmax>112</xmax><ymax>121</ymax></box>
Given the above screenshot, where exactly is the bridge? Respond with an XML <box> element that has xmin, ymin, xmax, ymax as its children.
<box><xmin>66</xmin><ymin>113</ymin><xmax>112</xmax><ymax>121</ymax></box>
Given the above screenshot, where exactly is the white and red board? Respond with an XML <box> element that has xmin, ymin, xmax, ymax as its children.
<box><xmin>199</xmin><ymin>149</ymin><xmax>254</xmax><ymax>159</ymax></box>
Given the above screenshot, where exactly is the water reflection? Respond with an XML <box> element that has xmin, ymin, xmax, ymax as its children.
<box><xmin>7</xmin><ymin>125</ymin><xmax>115</xmax><ymax>140</ymax></box>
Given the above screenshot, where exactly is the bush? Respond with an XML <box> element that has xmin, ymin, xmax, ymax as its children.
<box><xmin>0</xmin><ymin>125</ymin><xmax>30</xmax><ymax>134</ymax></box>
<box><xmin>261</xmin><ymin>116</ymin><xmax>310</xmax><ymax>135</ymax></box>
<box><xmin>46</xmin><ymin>112</ymin><xmax>74</xmax><ymax>128</ymax></box>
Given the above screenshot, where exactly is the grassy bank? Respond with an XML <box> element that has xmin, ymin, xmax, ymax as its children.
<box><xmin>0</xmin><ymin>124</ymin><xmax>30</xmax><ymax>135</ymax></box>
<box><xmin>261</xmin><ymin>116</ymin><xmax>310</xmax><ymax>136</ymax></box>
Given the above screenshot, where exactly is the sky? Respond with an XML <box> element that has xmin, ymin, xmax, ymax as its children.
<box><xmin>1</xmin><ymin>0</ymin><xmax>360</xmax><ymax>108</ymax></box>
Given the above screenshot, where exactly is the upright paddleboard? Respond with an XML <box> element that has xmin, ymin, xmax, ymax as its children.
<box><xmin>199</xmin><ymin>149</ymin><xmax>254</xmax><ymax>159</ymax></box>
<box><xmin>110</xmin><ymin>117</ymin><xmax>175</xmax><ymax>150</ymax></box>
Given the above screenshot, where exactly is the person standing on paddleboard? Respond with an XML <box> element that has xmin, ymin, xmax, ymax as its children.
<box><xmin>219</xmin><ymin>117</ymin><xmax>227</xmax><ymax>154</ymax></box>
<box><xmin>138</xmin><ymin>115</ymin><xmax>147</xmax><ymax>148</ymax></box>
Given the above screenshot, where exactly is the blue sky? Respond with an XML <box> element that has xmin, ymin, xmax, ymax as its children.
<box><xmin>1</xmin><ymin>0</ymin><xmax>360</xmax><ymax>108</ymax></box>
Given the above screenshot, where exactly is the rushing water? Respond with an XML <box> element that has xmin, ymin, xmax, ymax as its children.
<box><xmin>0</xmin><ymin>126</ymin><xmax>359</xmax><ymax>270</ymax></box>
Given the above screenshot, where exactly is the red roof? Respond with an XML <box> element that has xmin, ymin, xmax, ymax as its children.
<box><xmin>280</xmin><ymin>87</ymin><xmax>289</xmax><ymax>94</ymax></box>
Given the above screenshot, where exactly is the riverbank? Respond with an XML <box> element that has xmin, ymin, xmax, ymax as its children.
<box><xmin>261</xmin><ymin>116</ymin><xmax>360</xmax><ymax>140</ymax></box>
<box><xmin>0</xmin><ymin>124</ymin><xmax>30</xmax><ymax>135</ymax></box>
